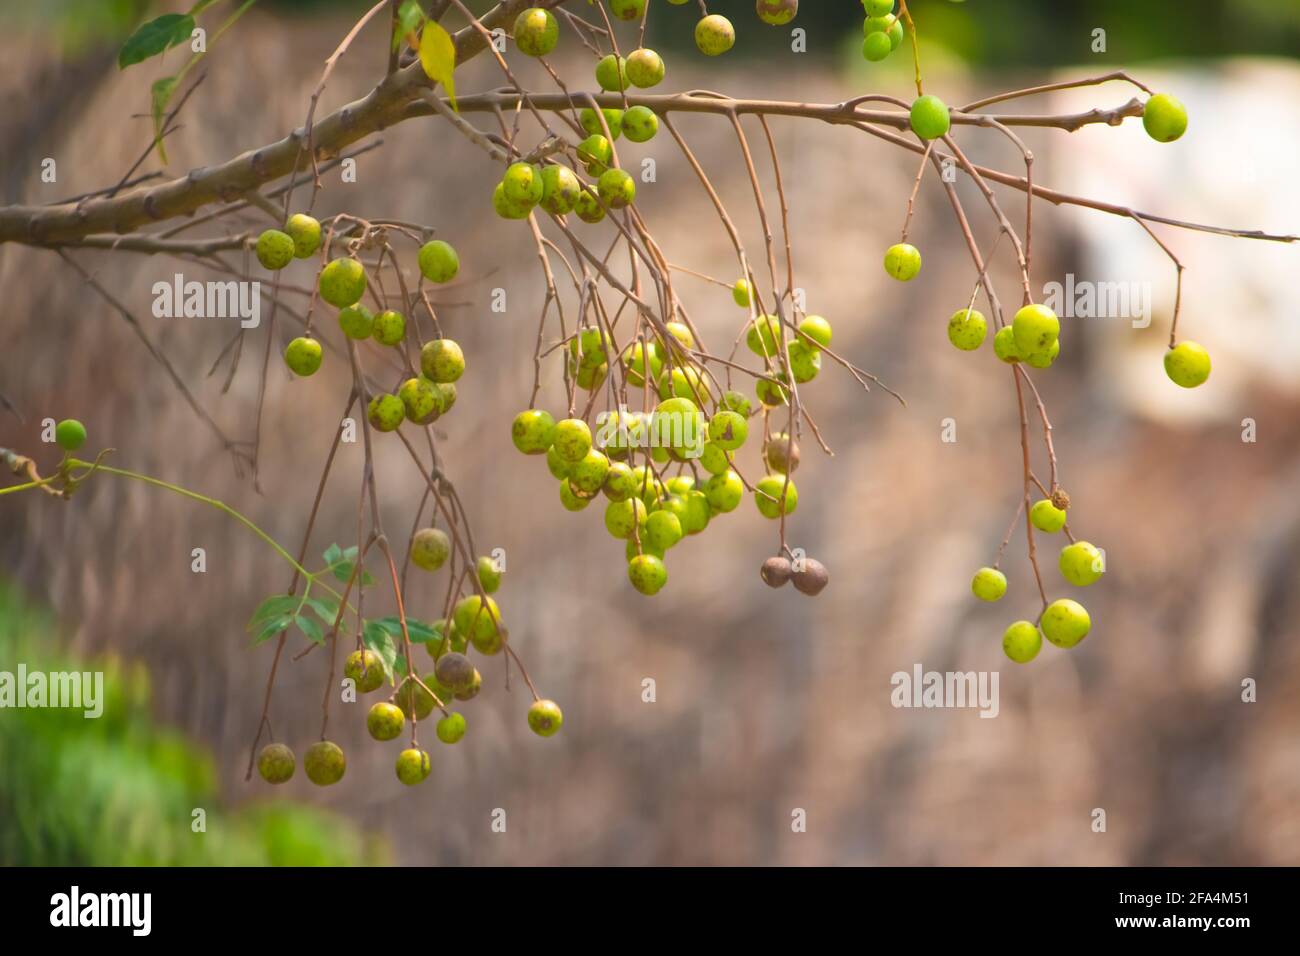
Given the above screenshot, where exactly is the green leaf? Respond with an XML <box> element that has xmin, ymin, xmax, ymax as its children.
<box><xmin>150</xmin><ymin>76</ymin><xmax>178</xmax><ymax>164</ymax></box>
<box><xmin>302</xmin><ymin>596</ymin><xmax>340</xmax><ymax>627</ymax></box>
<box><xmin>418</xmin><ymin>19</ymin><xmax>457</xmax><ymax>111</ymax></box>
<box><xmin>370</xmin><ymin>616</ymin><xmax>440</xmax><ymax>643</ymax></box>
<box><xmin>361</xmin><ymin>620</ymin><xmax>399</xmax><ymax>681</ymax></box>
<box><xmin>392</xmin><ymin>0</ymin><xmax>426</xmax><ymax>53</ymax></box>
<box><xmin>247</xmin><ymin>594</ymin><xmax>299</xmax><ymax>630</ymax></box>
<box><xmin>322</xmin><ymin>543</ymin><xmax>374</xmax><ymax>586</ymax></box>
<box><xmin>251</xmin><ymin>615</ymin><xmax>293</xmax><ymax>646</ymax></box>
<box><xmin>295</xmin><ymin>614</ymin><xmax>324</xmax><ymax>646</ymax></box>
<box><xmin>119</xmin><ymin>13</ymin><xmax>195</xmax><ymax>69</ymax></box>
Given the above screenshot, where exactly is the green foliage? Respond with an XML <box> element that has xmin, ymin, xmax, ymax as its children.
<box><xmin>0</xmin><ymin>580</ymin><xmax>384</xmax><ymax>866</ymax></box>
<box><xmin>118</xmin><ymin>12</ymin><xmax>195</xmax><ymax>68</ymax></box>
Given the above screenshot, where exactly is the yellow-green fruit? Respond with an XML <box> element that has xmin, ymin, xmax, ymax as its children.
<box><xmin>371</xmin><ymin>309</ymin><xmax>405</xmax><ymax>346</ymax></box>
<box><xmin>257</xmin><ymin>743</ymin><xmax>295</xmax><ymax>784</ymax></box>
<box><xmin>493</xmin><ymin>181</ymin><xmax>533</xmax><ymax>220</ymax></box>
<box><xmin>345</xmin><ymin>649</ymin><xmax>385</xmax><ymax>693</ymax></box>
<box><xmin>595</xmin><ymin>54</ymin><xmax>629</xmax><ymax>92</ymax></box>
<box><xmin>453</xmin><ymin>594</ymin><xmax>502</xmax><ymax>647</ymax></box>
<box><xmin>477</xmin><ymin>555</ymin><xmax>502</xmax><ymax>594</ymax></box>
<box><xmin>394</xmin><ymin>676</ymin><xmax>437</xmax><ymax>721</ymax></box>
<box><xmin>1164</xmin><ymin>341</ymin><xmax>1211</xmax><ymax>388</ymax></box>
<box><xmin>948</xmin><ymin>308</ymin><xmax>987</xmax><ymax>351</ymax></box>
<box><xmin>863</xmin><ymin>31</ymin><xmax>891</xmax><ymax>62</ymax></box>
<box><xmin>622</xmin><ymin>106</ymin><xmax>659</xmax><ymax>143</ymax></box>
<box><xmin>971</xmin><ymin>567</ymin><xmax>1007</xmax><ymax>602</ymax></box>
<box><xmin>284</xmin><ymin>336</ymin><xmax>323</xmax><ymax>377</ymax></box>
<box><xmin>754</xmin><ymin>474</ymin><xmax>797</xmax><ymax>519</ymax></box>
<box><xmin>1142</xmin><ymin>93</ymin><xmax>1188</xmax><ymax>143</ymax></box>
<box><xmin>512</xmin><ymin>408</ymin><xmax>556</xmax><ymax>455</ymax></box>
<box><xmin>54</xmin><ymin>419</ymin><xmax>86</xmax><ymax>451</ymax></box>
<box><xmin>764</xmin><ymin>433</ymin><xmax>799</xmax><ymax>474</ymax></box>
<box><xmin>993</xmin><ymin>325</ymin><xmax>1023</xmax><ymax>364</ymax></box>
<box><xmin>318</xmin><ymin>257</ymin><xmax>367</xmax><ymax>308</ymax></box>
<box><xmin>454</xmin><ymin>669</ymin><xmax>482</xmax><ymax>701</ymax></box>
<box><xmin>1060</xmin><ymin>541</ymin><xmax>1105</xmax><ymax>586</ymax></box>
<box><xmin>577</xmin><ymin>134</ymin><xmax>613</xmax><ymax>174</ymax></box>
<box><xmin>420</xmin><ymin>338</ymin><xmax>465</xmax><ymax>383</ymax></box>
<box><xmin>644</xmin><ymin>509</ymin><xmax>683</xmax><ymax>552</ymax></box>
<box><xmin>367</xmin><ymin>702</ymin><xmax>404</xmax><ymax>741</ymax></box>
<box><xmin>597</xmin><ymin>168</ymin><xmax>636</xmax><ymax>208</ymax></box>
<box><xmin>625</xmin><ymin>48</ymin><xmax>665</xmax><ymax>88</ymax></box>
<box><xmin>399</xmin><ymin>376</ymin><xmax>438</xmax><ymax>423</ymax></box>
<box><xmin>560</xmin><ymin>479</ymin><xmax>592</xmax><ymax>512</ymax></box>
<box><xmin>303</xmin><ymin>740</ymin><xmax>346</xmax><ymax>786</ymax></box>
<box><xmin>798</xmin><ymin>314</ymin><xmax>832</xmax><ymax>349</ymax></box>
<box><xmin>883</xmin><ymin>242</ymin><xmax>921</xmax><ymax>281</ymax></box>
<box><xmin>503</xmin><ymin>162</ymin><xmax>545</xmax><ymax>205</ymax></box>
<box><xmin>1030</xmin><ymin>498</ymin><xmax>1067</xmax><ymax>533</ymax></box>
<box><xmin>909</xmin><ymin>94</ymin><xmax>951</xmax><ymax>140</ymax></box>
<box><xmin>733</xmin><ymin>278</ymin><xmax>751</xmax><ymax>308</ymax></box>
<box><xmin>539</xmin><ymin>164</ymin><xmax>582</xmax><ymax>215</ymax></box>
<box><xmin>628</xmin><ymin>553</ymin><xmax>667</xmax><ymax>595</ymax></box>
<box><xmin>574</xmin><ymin>188</ymin><xmax>605</xmax><ymax>224</ymax></box>
<box><xmin>338</xmin><ymin>304</ymin><xmax>374</xmax><ymax>339</ymax></box>
<box><xmin>788</xmin><ymin>340</ymin><xmax>821</xmax><ymax>383</ymax></box>
<box><xmin>436</xmin><ymin>712</ymin><xmax>467</xmax><ymax>744</ymax></box>
<box><xmin>396</xmin><ymin>748</ymin><xmax>431</xmax><ymax>785</ymax></box>
<box><xmin>704</xmin><ymin>469</ymin><xmax>743</xmax><ymax>513</ymax></box>
<box><xmin>695</xmin><ymin>14</ymin><xmax>735</xmax><ymax>55</ymax></box>
<box><xmin>570</xmin><ymin>449</ymin><xmax>611</xmax><ymax>496</ymax></box>
<box><xmin>411</xmin><ymin>527</ymin><xmax>451</xmax><ymax>572</ymax></box>
<box><xmin>1025</xmin><ymin>339</ymin><xmax>1061</xmax><ymax>369</ymax></box>
<box><xmin>417</xmin><ymin>239</ymin><xmax>459</xmax><ymax>283</ymax></box>
<box><xmin>1041</xmin><ymin>598</ymin><xmax>1091</xmax><ymax>648</ymax></box>
<box><xmin>528</xmin><ymin>699</ymin><xmax>564</xmax><ymax>737</ymax></box>
<box><xmin>1002</xmin><ymin>621</ymin><xmax>1042</xmax><ymax>664</ymax></box>
<box><xmin>553</xmin><ymin>418</ymin><xmax>593</xmax><ymax>462</ymax></box>
<box><xmin>256</xmin><ymin>229</ymin><xmax>295</xmax><ymax>270</ymax></box>
<box><xmin>756</xmin><ymin>0</ymin><xmax>798</xmax><ymax>26</ymax></box>
<box><xmin>513</xmin><ymin>7</ymin><xmax>558</xmax><ymax>56</ymax></box>
<box><xmin>707</xmin><ymin>410</ymin><xmax>747</xmax><ymax>451</ymax></box>
<box><xmin>367</xmin><ymin>394</ymin><xmax>404</xmax><ymax>432</ymax></box>
<box><xmin>605</xmin><ymin>497</ymin><xmax>647</xmax><ymax>539</ymax></box>
<box><xmin>580</xmin><ymin>107</ymin><xmax>623</xmax><ymax>140</ymax></box>
<box><xmin>1012</xmin><ymin>303</ymin><xmax>1059</xmax><ymax>355</ymax></box>
<box><xmin>756</xmin><ymin>377</ymin><xmax>789</xmax><ymax>407</ymax></box>
<box><xmin>285</xmin><ymin>213</ymin><xmax>322</xmax><ymax>259</ymax></box>
<box><xmin>745</xmin><ymin>314</ymin><xmax>783</xmax><ymax>357</ymax></box>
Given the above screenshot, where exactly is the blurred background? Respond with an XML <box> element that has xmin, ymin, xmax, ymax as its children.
<box><xmin>1</xmin><ymin>0</ymin><xmax>1298</xmax><ymax>865</ymax></box>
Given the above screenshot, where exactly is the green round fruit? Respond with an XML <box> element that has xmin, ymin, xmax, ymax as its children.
<box><xmin>1025</xmin><ymin>340</ymin><xmax>1061</xmax><ymax>369</ymax></box>
<box><xmin>476</xmin><ymin>555</ymin><xmax>502</xmax><ymax>594</ymax></box>
<box><xmin>707</xmin><ymin>410</ymin><xmax>748</xmax><ymax>451</ymax></box>
<box><xmin>257</xmin><ymin>743</ymin><xmax>295</xmax><ymax>784</ymax></box>
<box><xmin>539</xmin><ymin>164</ymin><xmax>582</xmax><ymax>215</ymax></box>
<box><xmin>527</xmin><ymin>698</ymin><xmax>563</xmax><ymax>737</ymax></box>
<box><xmin>695</xmin><ymin>14</ymin><xmax>735</xmax><ymax>56</ymax></box>
<box><xmin>1041</xmin><ymin>598</ymin><xmax>1090</xmax><ymax>648</ymax></box>
<box><xmin>560</xmin><ymin>479</ymin><xmax>590</xmax><ymax>511</ymax></box>
<box><xmin>513</xmin><ymin>7</ymin><xmax>558</xmax><ymax>57</ymax></box>
<box><xmin>394</xmin><ymin>676</ymin><xmax>438</xmax><ymax>721</ymax></box>
<box><xmin>746</xmin><ymin>313</ymin><xmax>784</xmax><ymax>356</ymax></box>
<box><xmin>628</xmin><ymin>553</ymin><xmax>668</xmax><ymax>595</ymax></box>
<box><xmin>345</xmin><ymin>649</ymin><xmax>385</xmax><ymax>693</ymax></box>
<box><xmin>1002</xmin><ymin>621</ymin><xmax>1042</xmax><ymax>664</ymax></box>
<box><xmin>337</xmin><ymin>304</ymin><xmax>374</xmax><ymax>339</ymax></box>
<box><xmin>411</xmin><ymin>527</ymin><xmax>451</xmax><ymax>572</ymax></box>
<box><xmin>887</xmin><ymin>17</ymin><xmax>903</xmax><ymax>49</ymax></box>
<box><xmin>597</xmin><ymin>168</ymin><xmax>636</xmax><ymax>208</ymax></box>
<box><xmin>574</xmin><ymin>187</ymin><xmax>606</xmax><ymax>223</ymax></box>
<box><xmin>1060</xmin><ymin>541</ymin><xmax>1105</xmax><ymax>586</ymax></box>
<box><xmin>1142</xmin><ymin>93</ymin><xmax>1188</xmax><ymax>143</ymax></box>
<box><xmin>570</xmin><ymin>449</ymin><xmax>611</xmax><ymax>495</ymax></box>
<box><xmin>367</xmin><ymin>393</ymin><xmax>405</xmax><ymax>432</ymax></box>
<box><xmin>947</xmin><ymin>308</ymin><xmax>987</xmax><ymax>351</ymax></box>
<box><xmin>605</xmin><ymin>496</ymin><xmax>648</xmax><ymax>539</ymax></box>
<box><xmin>54</xmin><ymin>419</ymin><xmax>86</xmax><ymax>451</ymax></box>
<box><xmin>798</xmin><ymin>315</ymin><xmax>832</xmax><ymax>349</ymax></box>
<box><xmin>788</xmin><ymin>340</ymin><xmax>821</xmax><ymax>383</ymax></box>
<box><xmin>371</xmin><ymin>309</ymin><xmax>406</xmax><ymax>347</ymax></box>
<box><xmin>284</xmin><ymin>336</ymin><xmax>323</xmax><ymax>377</ymax></box>
<box><xmin>255</xmin><ymin>229</ymin><xmax>295</xmax><ymax>270</ymax></box>
<box><xmin>909</xmin><ymin>94</ymin><xmax>951</xmax><ymax>140</ymax></box>
<box><xmin>763</xmin><ymin>432</ymin><xmax>799</xmax><ymax>474</ymax></box>
<box><xmin>503</xmin><ymin>162</ymin><xmax>545</xmax><ymax>205</ymax></box>
<box><xmin>754</xmin><ymin>474</ymin><xmax>797</xmax><ymax>519</ymax></box>
<box><xmin>455</xmin><ymin>669</ymin><xmax>482</xmax><ymax>701</ymax></box>
<box><xmin>547</xmin><ymin>445</ymin><xmax>573</xmax><ymax>480</ymax></box>
<box><xmin>756</xmin><ymin>0</ymin><xmax>798</xmax><ymax>26</ymax></box>
<box><xmin>303</xmin><ymin>740</ymin><xmax>346</xmax><ymax>786</ymax></box>
<box><xmin>512</xmin><ymin>408</ymin><xmax>556</xmax><ymax>455</ymax></box>
<box><xmin>396</xmin><ymin>748</ymin><xmax>431</xmax><ymax>785</ymax></box>
<box><xmin>621</xmin><ymin>106</ymin><xmax>659</xmax><ymax>143</ymax></box>
<box><xmin>1164</xmin><ymin>341</ymin><xmax>1211</xmax><ymax>388</ymax></box>
<box><xmin>436</xmin><ymin>712</ymin><xmax>467</xmax><ymax>744</ymax></box>
<box><xmin>993</xmin><ymin>325</ymin><xmax>1023</xmax><ymax>363</ymax></box>
<box><xmin>862</xmin><ymin>31</ymin><xmax>891</xmax><ymax>62</ymax></box>
<box><xmin>581</xmin><ymin>107</ymin><xmax>623</xmax><ymax>140</ymax></box>
<box><xmin>434</xmin><ymin>651</ymin><xmax>476</xmax><ymax>693</ymax></box>
<box><xmin>552</xmin><ymin>418</ymin><xmax>593</xmax><ymax>462</ymax></box>
<box><xmin>971</xmin><ymin>567</ymin><xmax>1007</xmax><ymax>602</ymax></box>
<box><xmin>318</xmin><ymin>257</ymin><xmax>367</xmax><ymax>308</ymax></box>
<box><xmin>723</xmin><ymin>390</ymin><xmax>753</xmax><ymax>416</ymax></box>
<box><xmin>644</xmin><ymin>509</ymin><xmax>683</xmax><ymax>551</ymax></box>
<box><xmin>284</xmin><ymin>213</ymin><xmax>321</xmax><ymax>259</ymax></box>
<box><xmin>417</xmin><ymin>240</ymin><xmax>459</xmax><ymax>284</ymax></box>
<box><xmin>367</xmin><ymin>702</ymin><xmax>405</xmax><ymax>741</ymax></box>
<box><xmin>453</xmin><ymin>595</ymin><xmax>501</xmax><ymax>646</ymax></box>
<box><xmin>603</xmin><ymin>461</ymin><xmax>636</xmax><ymax>501</ymax></box>
<box><xmin>610</xmin><ymin>0</ymin><xmax>645</xmax><ymax>19</ymax></box>
<box><xmin>756</xmin><ymin>377</ymin><xmax>789</xmax><ymax>407</ymax></box>
<box><xmin>884</xmin><ymin>242</ymin><xmax>921</xmax><ymax>281</ymax></box>
<box><xmin>493</xmin><ymin>181</ymin><xmax>533</xmax><ymax>220</ymax></box>
<box><xmin>732</xmin><ymin>278</ymin><xmax>752</xmax><ymax>308</ymax></box>
<box><xmin>863</xmin><ymin>0</ymin><xmax>894</xmax><ymax>15</ymax></box>
<box><xmin>1029</xmin><ymin>498</ymin><xmax>1067</xmax><ymax>533</ymax></box>
<box><xmin>1012</xmin><ymin>303</ymin><xmax>1059</xmax><ymax>355</ymax></box>
<box><xmin>420</xmin><ymin>338</ymin><xmax>465</xmax><ymax>383</ymax></box>
<box><xmin>399</xmin><ymin>376</ymin><xmax>438</xmax><ymax>423</ymax></box>
<box><xmin>596</xmin><ymin>54</ymin><xmax>629</xmax><ymax>92</ymax></box>
<box><xmin>626</xmin><ymin>48</ymin><xmax>665</xmax><ymax>88</ymax></box>
<box><xmin>704</xmin><ymin>469</ymin><xmax>743</xmax><ymax>513</ymax></box>
<box><xmin>576</xmin><ymin>134</ymin><xmax>613</xmax><ymax>174</ymax></box>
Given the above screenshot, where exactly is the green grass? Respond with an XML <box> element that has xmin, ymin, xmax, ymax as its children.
<box><xmin>0</xmin><ymin>579</ymin><xmax>385</xmax><ymax>866</ymax></box>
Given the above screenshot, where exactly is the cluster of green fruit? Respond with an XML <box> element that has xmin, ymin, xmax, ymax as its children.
<box><xmin>970</xmin><ymin>495</ymin><xmax>1105</xmax><ymax>663</ymax></box>
<box><xmin>944</xmin><ymin>302</ymin><xmax>1065</xmax><ymax>370</ymax></box>
<box><xmin>860</xmin><ymin>1</ymin><xmax>905</xmax><ymax>63</ymax></box>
